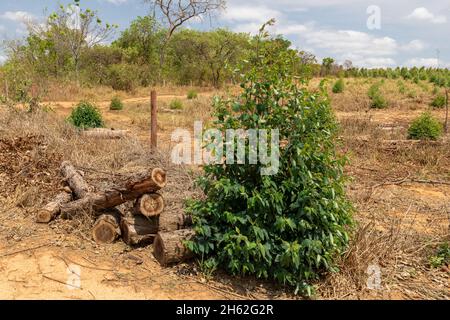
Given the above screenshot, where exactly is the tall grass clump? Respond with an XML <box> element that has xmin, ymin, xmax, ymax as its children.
<box><xmin>110</xmin><ymin>96</ymin><xmax>124</xmax><ymax>111</ymax></box>
<box><xmin>187</xmin><ymin>90</ymin><xmax>198</xmax><ymax>100</ymax></box>
<box><xmin>169</xmin><ymin>99</ymin><xmax>184</xmax><ymax>110</ymax></box>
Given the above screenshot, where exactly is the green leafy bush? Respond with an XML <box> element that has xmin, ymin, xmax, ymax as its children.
<box><xmin>187</xmin><ymin>90</ymin><xmax>198</xmax><ymax>100</ymax></box>
<box><xmin>407</xmin><ymin>112</ymin><xmax>443</xmax><ymax>141</ymax></box>
<box><xmin>332</xmin><ymin>79</ymin><xmax>344</xmax><ymax>93</ymax></box>
<box><xmin>169</xmin><ymin>99</ymin><xmax>184</xmax><ymax>110</ymax></box>
<box><xmin>186</xmin><ymin>22</ymin><xmax>353</xmax><ymax>296</ymax></box>
<box><xmin>68</xmin><ymin>101</ymin><xmax>104</xmax><ymax>129</ymax></box>
<box><xmin>429</xmin><ymin>243</ymin><xmax>450</xmax><ymax>268</ymax></box>
<box><xmin>430</xmin><ymin>95</ymin><xmax>446</xmax><ymax>108</ymax></box>
<box><xmin>110</xmin><ymin>96</ymin><xmax>124</xmax><ymax>111</ymax></box>
<box><xmin>368</xmin><ymin>83</ymin><xmax>387</xmax><ymax>109</ymax></box>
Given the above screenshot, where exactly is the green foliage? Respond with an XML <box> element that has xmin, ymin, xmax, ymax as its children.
<box><xmin>107</xmin><ymin>63</ymin><xmax>140</xmax><ymax>92</ymax></box>
<box><xmin>332</xmin><ymin>79</ymin><xmax>345</xmax><ymax>93</ymax></box>
<box><xmin>407</xmin><ymin>112</ymin><xmax>443</xmax><ymax>141</ymax></box>
<box><xmin>68</xmin><ymin>101</ymin><xmax>104</xmax><ymax>129</ymax></box>
<box><xmin>368</xmin><ymin>82</ymin><xmax>388</xmax><ymax>109</ymax></box>
<box><xmin>430</xmin><ymin>95</ymin><xmax>446</xmax><ymax>108</ymax></box>
<box><xmin>110</xmin><ymin>96</ymin><xmax>124</xmax><ymax>111</ymax></box>
<box><xmin>187</xmin><ymin>90</ymin><xmax>198</xmax><ymax>100</ymax></box>
<box><xmin>429</xmin><ymin>243</ymin><xmax>450</xmax><ymax>268</ymax></box>
<box><xmin>186</xmin><ymin>22</ymin><xmax>353</xmax><ymax>296</ymax></box>
<box><xmin>169</xmin><ymin>99</ymin><xmax>184</xmax><ymax>110</ymax></box>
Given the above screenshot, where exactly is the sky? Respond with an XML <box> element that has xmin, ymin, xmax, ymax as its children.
<box><xmin>0</xmin><ymin>0</ymin><xmax>449</xmax><ymax>68</ymax></box>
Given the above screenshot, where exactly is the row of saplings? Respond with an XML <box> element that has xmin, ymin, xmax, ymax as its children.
<box><xmin>36</xmin><ymin>161</ymin><xmax>194</xmax><ymax>266</ymax></box>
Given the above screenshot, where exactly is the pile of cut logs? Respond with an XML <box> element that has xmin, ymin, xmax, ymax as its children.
<box><xmin>36</xmin><ymin>161</ymin><xmax>195</xmax><ymax>266</ymax></box>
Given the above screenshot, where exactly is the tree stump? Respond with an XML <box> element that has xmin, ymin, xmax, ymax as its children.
<box><xmin>36</xmin><ymin>192</ymin><xmax>72</xmax><ymax>223</ymax></box>
<box><xmin>120</xmin><ymin>215</ymin><xmax>159</xmax><ymax>246</ymax></box>
<box><xmin>92</xmin><ymin>211</ymin><xmax>122</xmax><ymax>244</ymax></box>
<box><xmin>153</xmin><ymin>229</ymin><xmax>195</xmax><ymax>266</ymax></box>
<box><xmin>159</xmin><ymin>210</ymin><xmax>193</xmax><ymax>232</ymax></box>
<box><xmin>134</xmin><ymin>193</ymin><xmax>165</xmax><ymax>217</ymax></box>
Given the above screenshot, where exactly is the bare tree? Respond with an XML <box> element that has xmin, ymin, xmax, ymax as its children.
<box><xmin>145</xmin><ymin>0</ymin><xmax>226</xmax><ymax>82</ymax></box>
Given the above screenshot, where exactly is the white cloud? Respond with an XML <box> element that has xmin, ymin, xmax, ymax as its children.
<box><xmin>104</xmin><ymin>0</ymin><xmax>128</xmax><ymax>4</ymax></box>
<box><xmin>403</xmin><ymin>58</ymin><xmax>449</xmax><ymax>68</ymax></box>
<box><xmin>222</xmin><ymin>5</ymin><xmax>281</xmax><ymax>23</ymax></box>
<box><xmin>401</xmin><ymin>40</ymin><xmax>426</xmax><ymax>51</ymax></box>
<box><xmin>1</xmin><ymin>11</ymin><xmax>36</xmax><ymax>23</ymax></box>
<box><xmin>407</xmin><ymin>7</ymin><xmax>447</xmax><ymax>24</ymax></box>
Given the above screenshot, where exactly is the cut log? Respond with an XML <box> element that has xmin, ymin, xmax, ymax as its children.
<box><xmin>82</xmin><ymin>128</ymin><xmax>130</xmax><ymax>139</ymax></box>
<box><xmin>153</xmin><ymin>229</ymin><xmax>196</xmax><ymax>266</ymax></box>
<box><xmin>36</xmin><ymin>192</ymin><xmax>72</xmax><ymax>223</ymax></box>
<box><xmin>60</xmin><ymin>161</ymin><xmax>90</xmax><ymax>199</ymax></box>
<box><xmin>120</xmin><ymin>215</ymin><xmax>159</xmax><ymax>246</ymax></box>
<box><xmin>60</xmin><ymin>168</ymin><xmax>167</xmax><ymax>219</ymax></box>
<box><xmin>159</xmin><ymin>210</ymin><xmax>193</xmax><ymax>232</ymax></box>
<box><xmin>134</xmin><ymin>193</ymin><xmax>165</xmax><ymax>217</ymax></box>
<box><xmin>92</xmin><ymin>211</ymin><xmax>121</xmax><ymax>244</ymax></box>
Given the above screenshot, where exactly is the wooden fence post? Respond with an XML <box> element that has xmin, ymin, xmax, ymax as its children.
<box><xmin>151</xmin><ymin>90</ymin><xmax>158</xmax><ymax>150</ymax></box>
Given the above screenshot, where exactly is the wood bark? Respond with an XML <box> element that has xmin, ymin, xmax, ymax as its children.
<box><xmin>36</xmin><ymin>192</ymin><xmax>72</xmax><ymax>223</ymax></box>
<box><xmin>153</xmin><ymin>229</ymin><xmax>196</xmax><ymax>266</ymax></box>
<box><xmin>60</xmin><ymin>168</ymin><xmax>167</xmax><ymax>219</ymax></box>
<box><xmin>120</xmin><ymin>215</ymin><xmax>159</xmax><ymax>246</ymax></box>
<box><xmin>134</xmin><ymin>193</ymin><xmax>165</xmax><ymax>217</ymax></box>
<box><xmin>60</xmin><ymin>161</ymin><xmax>90</xmax><ymax>199</ymax></box>
<box><xmin>158</xmin><ymin>210</ymin><xmax>193</xmax><ymax>232</ymax></box>
<box><xmin>92</xmin><ymin>211</ymin><xmax>122</xmax><ymax>244</ymax></box>
<box><xmin>81</xmin><ymin>129</ymin><xmax>129</xmax><ymax>139</ymax></box>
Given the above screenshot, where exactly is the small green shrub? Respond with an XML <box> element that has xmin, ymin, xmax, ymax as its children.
<box><xmin>332</xmin><ymin>79</ymin><xmax>345</xmax><ymax>93</ymax></box>
<box><xmin>169</xmin><ymin>99</ymin><xmax>184</xmax><ymax>110</ymax></box>
<box><xmin>68</xmin><ymin>101</ymin><xmax>104</xmax><ymax>129</ymax></box>
<box><xmin>110</xmin><ymin>96</ymin><xmax>124</xmax><ymax>111</ymax></box>
<box><xmin>429</xmin><ymin>243</ymin><xmax>450</xmax><ymax>268</ymax></box>
<box><xmin>368</xmin><ymin>83</ymin><xmax>388</xmax><ymax>109</ymax></box>
<box><xmin>430</xmin><ymin>95</ymin><xmax>446</xmax><ymax>108</ymax></box>
<box><xmin>187</xmin><ymin>90</ymin><xmax>198</xmax><ymax>100</ymax></box>
<box><xmin>407</xmin><ymin>112</ymin><xmax>443</xmax><ymax>141</ymax></box>
<box><xmin>371</xmin><ymin>94</ymin><xmax>388</xmax><ymax>109</ymax></box>
<box><xmin>397</xmin><ymin>81</ymin><xmax>406</xmax><ymax>94</ymax></box>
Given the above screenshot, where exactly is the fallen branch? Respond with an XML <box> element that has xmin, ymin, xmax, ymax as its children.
<box><xmin>81</xmin><ymin>128</ymin><xmax>130</xmax><ymax>139</ymax></box>
<box><xmin>36</xmin><ymin>191</ymin><xmax>72</xmax><ymax>223</ymax></box>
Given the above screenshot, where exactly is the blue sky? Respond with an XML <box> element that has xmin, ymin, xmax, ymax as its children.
<box><xmin>0</xmin><ymin>0</ymin><xmax>449</xmax><ymax>68</ymax></box>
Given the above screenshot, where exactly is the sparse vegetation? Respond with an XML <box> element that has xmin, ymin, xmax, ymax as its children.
<box><xmin>368</xmin><ymin>82</ymin><xmax>388</xmax><ymax>109</ymax></box>
<box><xmin>187</xmin><ymin>90</ymin><xmax>198</xmax><ymax>100</ymax></box>
<box><xmin>332</xmin><ymin>79</ymin><xmax>345</xmax><ymax>93</ymax></box>
<box><xmin>110</xmin><ymin>96</ymin><xmax>124</xmax><ymax>111</ymax></box>
<box><xmin>430</xmin><ymin>95</ymin><xmax>446</xmax><ymax>108</ymax></box>
<box><xmin>407</xmin><ymin>112</ymin><xmax>443</xmax><ymax>141</ymax></box>
<box><xmin>67</xmin><ymin>101</ymin><xmax>104</xmax><ymax>129</ymax></box>
<box><xmin>429</xmin><ymin>243</ymin><xmax>450</xmax><ymax>268</ymax></box>
<box><xmin>169</xmin><ymin>99</ymin><xmax>184</xmax><ymax>110</ymax></box>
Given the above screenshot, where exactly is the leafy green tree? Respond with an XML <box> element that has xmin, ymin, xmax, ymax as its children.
<box><xmin>186</xmin><ymin>21</ymin><xmax>353</xmax><ymax>296</ymax></box>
